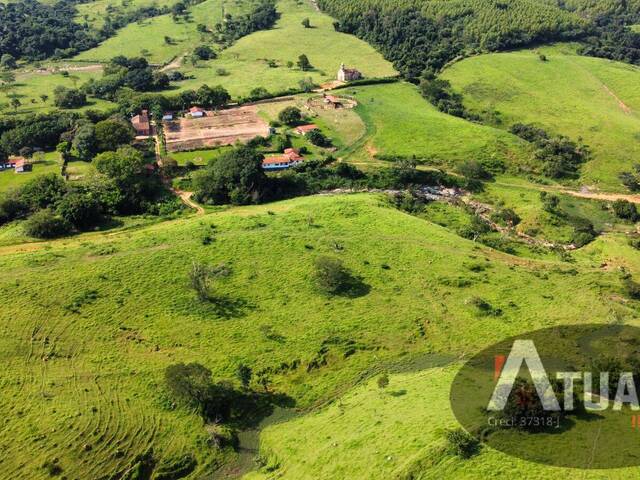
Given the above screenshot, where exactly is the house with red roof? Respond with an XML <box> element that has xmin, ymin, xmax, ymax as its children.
<box><xmin>295</xmin><ymin>124</ymin><xmax>318</xmax><ymax>135</ymax></box>
<box><xmin>262</xmin><ymin>148</ymin><xmax>304</xmax><ymax>170</ymax></box>
<box><xmin>13</xmin><ymin>157</ymin><xmax>31</xmax><ymax>173</ymax></box>
<box><xmin>189</xmin><ymin>106</ymin><xmax>205</xmax><ymax>118</ymax></box>
<box><xmin>131</xmin><ymin>110</ymin><xmax>151</xmax><ymax>137</ymax></box>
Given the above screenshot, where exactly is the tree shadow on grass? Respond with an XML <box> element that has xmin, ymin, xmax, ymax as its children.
<box><xmin>207</xmin><ymin>294</ymin><xmax>255</xmax><ymax>319</ymax></box>
<box><xmin>334</xmin><ymin>275</ymin><xmax>371</xmax><ymax>299</ymax></box>
<box><xmin>230</xmin><ymin>390</ymin><xmax>296</xmax><ymax>430</ymax></box>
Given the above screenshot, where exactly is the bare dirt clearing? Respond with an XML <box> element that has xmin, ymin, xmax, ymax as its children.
<box><xmin>163</xmin><ymin>105</ymin><xmax>271</xmax><ymax>152</ymax></box>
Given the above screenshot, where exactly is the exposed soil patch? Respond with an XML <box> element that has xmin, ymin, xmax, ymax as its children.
<box><xmin>164</xmin><ymin>105</ymin><xmax>271</xmax><ymax>152</ymax></box>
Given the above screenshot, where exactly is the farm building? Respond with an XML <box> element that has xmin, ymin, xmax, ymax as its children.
<box><xmin>13</xmin><ymin>157</ymin><xmax>32</xmax><ymax>173</ymax></box>
<box><xmin>131</xmin><ymin>110</ymin><xmax>151</xmax><ymax>137</ymax></box>
<box><xmin>337</xmin><ymin>63</ymin><xmax>362</xmax><ymax>82</ymax></box>
<box><xmin>295</xmin><ymin>124</ymin><xmax>319</xmax><ymax>135</ymax></box>
<box><xmin>189</xmin><ymin>107</ymin><xmax>205</xmax><ymax>118</ymax></box>
<box><xmin>262</xmin><ymin>148</ymin><xmax>304</xmax><ymax>170</ymax></box>
<box><xmin>162</xmin><ymin>112</ymin><xmax>174</xmax><ymax>121</ymax></box>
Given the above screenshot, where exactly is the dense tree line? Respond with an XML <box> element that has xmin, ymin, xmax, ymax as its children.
<box><xmin>213</xmin><ymin>0</ymin><xmax>278</xmax><ymax>46</ymax></box>
<box><xmin>0</xmin><ymin>145</ymin><xmax>177</xmax><ymax>237</ymax></box>
<box><xmin>318</xmin><ymin>0</ymin><xmax>586</xmax><ymax>78</ymax></box>
<box><xmin>0</xmin><ymin>0</ymin><xmax>99</xmax><ymax>60</ymax></box>
<box><xmin>192</xmin><ymin>144</ymin><xmax>458</xmax><ymax>206</ymax></box>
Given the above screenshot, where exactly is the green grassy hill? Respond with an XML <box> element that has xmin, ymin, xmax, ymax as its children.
<box><xmin>441</xmin><ymin>44</ymin><xmax>640</xmax><ymax>190</ymax></box>
<box><xmin>73</xmin><ymin>0</ymin><xmax>232</xmax><ymax>64</ymax></box>
<box><xmin>0</xmin><ymin>192</ymin><xmax>634</xmax><ymax>479</ymax></box>
<box><xmin>342</xmin><ymin>82</ymin><xmax>531</xmax><ymax>169</ymax></box>
<box><xmin>169</xmin><ymin>0</ymin><xmax>397</xmax><ymax>97</ymax></box>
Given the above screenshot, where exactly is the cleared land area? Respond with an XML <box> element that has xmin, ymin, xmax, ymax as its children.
<box><xmin>441</xmin><ymin>44</ymin><xmax>640</xmax><ymax>190</ymax></box>
<box><xmin>164</xmin><ymin>105</ymin><xmax>271</xmax><ymax>151</ymax></box>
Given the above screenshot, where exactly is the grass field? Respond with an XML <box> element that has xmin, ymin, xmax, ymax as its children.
<box><xmin>0</xmin><ymin>192</ymin><xmax>635</xmax><ymax>479</ymax></box>
<box><xmin>73</xmin><ymin>0</ymin><xmax>235</xmax><ymax>64</ymax></box>
<box><xmin>441</xmin><ymin>44</ymin><xmax>640</xmax><ymax>190</ymax></box>
<box><xmin>165</xmin><ymin>0</ymin><xmax>397</xmax><ymax>96</ymax></box>
<box><xmin>75</xmin><ymin>0</ymin><xmax>181</xmax><ymax>29</ymax></box>
<box><xmin>0</xmin><ymin>67</ymin><xmax>113</xmax><ymax>115</ymax></box>
<box><xmin>340</xmin><ymin>82</ymin><xmax>531</xmax><ymax>169</ymax></box>
<box><xmin>0</xmin><ymin>152</ymin><xmax>63</xmax><ymax>194</ymax></box>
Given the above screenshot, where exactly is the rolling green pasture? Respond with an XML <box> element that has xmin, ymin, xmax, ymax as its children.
<box><xmin>0</xmin><ymin>67</ymin><xmax>113</xmax><ymax>115</ymax></box>
<box><xmin>75</xmin><ymin>0</ymin><xmax>181</xmax><ymax>29</ymax></box>
<box><xmin>441</xmin><ymin>44</ymin><xmax>640</xmax><ymax>190</ymax></box>
<box><xmin>0</xmin><ymin>193</ymin><xmax>635</xmax><ymax>478</ymax></box>
<box><xmin>0</xmin><ymin>152</ymin><xmax>62</xmax><ymax>194</ymax></box>
<box><xmin>167</xmin><ymin>0</ymin><xmax>397</xmax><ymax>96</ymax></box>
<box><xmin>342</xmin><ymin>82</ymin><xmax>532</xmax><ymax>169</ymax></box>
<box><xmin>73</xmin><ymin>0</ymin><xmax>233</xmax><ymax>64</ymax></box>
<box><xmin>251</xmin><ymin>363</ymin><xmax>638</xmax><ymax>480</ymax></box>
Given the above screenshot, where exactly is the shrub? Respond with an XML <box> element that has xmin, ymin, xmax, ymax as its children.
<box><xmin>23</xmin><ymin>209</ymin><xmax>71</xmax><ymax>238</ymax></box>
<box><xmin>189</xmin><ymin>261</ymin><xmax>231</xmax><ymax>301</ymax></box>
<box><xmin>307</xmin><ymin>129</ymin><xmax>331</xmax><ymax>147</ymax></box>
<box><xmin>491</xmin><ymin>208</ymin><xmax>521</xmax><ymax>226</ymax></box>
<box><xmin>456</xmin><ymin>160</ymin><xmax>493</xmax><ymax>181</ymax></box>
<box><xmin>313</xmin><ymin>256</ymin><xmax>354</xmax><ymax>295</ymax></box>
<box><xmin>278</xmin><ymin>106</ymin><xmax>302</xmax><ymax>126</ymax></box>
<box><xmin>53</xmin><ymin>86</ymin><xmax>86</xmax><ymax>109</ymax></box>
<box><xmin>444</xmin><ymin>428</ymin><xmax>480</xmax><ymax>459</ymax></box>
<box><xmin>164</xmin><ymin>362</ymin><xmax>233</xmax><ymax>421</ymax></box>
<box><xmin>612</xmin><ymin>199</ymin><xmax>638</xmax><ymax>221</ymax></box>
<box><xmin>377</xmin><ymin>373</ymin><xmax>389</xmax><ymax>389</ymax></box>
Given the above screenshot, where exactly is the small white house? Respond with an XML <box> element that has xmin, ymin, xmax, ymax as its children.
<box><xmin>162</xmin><ymin>112</ymin><xmax>174</xmax><ymax>121</ymax></box>
<box><xmin>189</xmin><ymin>107</ymin><xmax>205</xmax><ymax>118</ymax></box>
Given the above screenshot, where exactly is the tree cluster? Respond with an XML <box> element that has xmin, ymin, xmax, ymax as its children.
<box><xmin>510</xmin><ymin>123</ymin><xmax>588</xmax><ymax>179</ymax></box>
<box><xmin>83</xmin><ymin>56</ymin><xmax>170</xmax><ymax>100</ymax></box>
<box><xmin>214</xmin><ymin>0</ymin><xmax>278</xmax><ymax>46</ymax></box>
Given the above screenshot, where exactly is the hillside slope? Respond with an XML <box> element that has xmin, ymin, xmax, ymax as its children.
<box><xmin>441</xmin><ymin>44</ymin><xmax>640</xmax><ymax>190</ymax></box>
<box><xmin>0</xmin><ymin>193</ymin><xmax>633</xmax><ymax>479</ymax></box>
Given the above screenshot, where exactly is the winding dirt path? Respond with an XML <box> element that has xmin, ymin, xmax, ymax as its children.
<box><xmin>495</xmin><ymin>181</ymin><xmax>640</xmax><ymax>205</ymax></box>
<box><xmin>173</xmin><ymin>189</ymin><xmax>205</xmax><ymax>215</ymax></box>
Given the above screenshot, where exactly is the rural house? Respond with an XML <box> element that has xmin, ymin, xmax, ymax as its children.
<box><xmin>13</xmin><ymin>157</ymin><xmax>32</xmax><ymax>173</ymax></box>
<box><xmin>131</xmin><ymin>110</ymin><xmax>151</xmax><ymax>137</ymax></box>
<box><xmin>262</xmin><ymin>148</ymin><xmax>304</xmax><ymax>170</ymax></box>
<box><xmin>337</xmin><ymin>63</ymin><xmax>362</xmax><ymax>82</ymax></box>
<box><xmin>295</xmin><ymin>124</ymin><xmax>318</xmax><ymax>135</ymax></box>
<box><xmin>162</xmin><ymin>112</ymin><xmax>174</xmax><ymax>121</ymax></box>
<box><xmin>189</xmin><ymin>106</ymin><xmax>205</xmax><ymax>118</ymax></box>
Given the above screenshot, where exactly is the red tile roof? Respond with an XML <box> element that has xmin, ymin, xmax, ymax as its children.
<box><xmin>263</xmin><ymin>148</ymin><xmax>304</xmax><ymax>166</ymax></box>
<box><xmin>189</xmin><ymin>106</ymin><xmax>205</xmax><ymax>113</ymax></box>
<box><xmin>295</xmin><ymin>124</ymin><xmax>318</xmax><ymax>133</ymax></box>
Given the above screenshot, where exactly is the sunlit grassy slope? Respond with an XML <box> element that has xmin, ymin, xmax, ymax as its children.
<box><xmin>0</xmin><ymin>192</ymin><xmax>633</xmax><ymax>479</ymax></box>
<box><xmin>441</xmin><ymin>44</ymin><xmax>640</xmax><ymax>190</ymax></box>
<box><xmin>73</xmin><ymin>0</ymin><xmax>235</xmax><ymax>64</ymax></box>
<box><xmin>171</xmin><ymin>0</ymin><xmax>397</xmax><ymax>96</ymax></box>
<box><xmin>342</xmin><ymin>82</ymin><xmax>531</xmax><ymax>169</ymax></box>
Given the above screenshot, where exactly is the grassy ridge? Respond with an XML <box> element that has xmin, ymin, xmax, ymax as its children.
<box><xmin>0</xmin><ymin>192</ymin><xmax>632</xmax><ymax>478</ymax></box>
<box><xmin>441</xmin><ymin>44</ymin><xmax>640</xmax><ymax>190</ymax></box>
<box><xmin>342</xmin><ymin>82</ymin><xmax>531</xmax><ymax>169</ymax></box>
